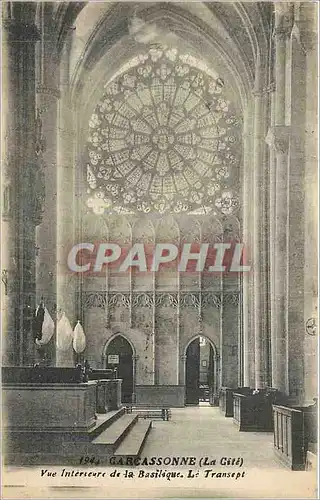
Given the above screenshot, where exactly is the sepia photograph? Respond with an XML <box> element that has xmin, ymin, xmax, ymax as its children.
<box><xmin>1</xmin><ymin>1</ymin><xmax>318</xmax><ymax>498</ymax></box>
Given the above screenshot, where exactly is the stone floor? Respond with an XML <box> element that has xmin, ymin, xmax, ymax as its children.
<box><xmin>2</xmin><ymin>405</ymin><xmax>317</xmax><ymax>499</ymax></box>
<box><xmin>142</xmin><ymin>404</ymin><xmax>279</xmax><ymax>469</ymax></box>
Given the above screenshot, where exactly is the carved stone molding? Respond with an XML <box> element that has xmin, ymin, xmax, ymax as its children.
<box><xmin>36</xmin><ymin>85</ymin><xmax>61</xmax><ymax>99</ymax></box>
<box><xmin>265</xmin><ymin>126</ymin><xmax>291</xmax><ymax>154</ymax></box>
<box><xmin>180</xmin><ymin>292</ymin><xmax>200</xmax><ymax>308</ymax></box>
<box><xmin>21</xmin><ymin>162</ymin><xmax>45</xmax><ymax>225</ymax></box>
<box><xmin>274</xmin><ymin>26</ymin><xmax>293</xmax><ymax>40</ymax></box>
<box><xmin>1</xmin><ymin>270</ymin><xmax>20</xmax><ymax>295</ymax></box>
<box><xmin>155</xmin><ymin>293</ymin><xmax>179</xmax><ymax>308</ymax></box>
<box><xmin>274</xmin><ymin>4</ymin><xmax>294</xmax><ymax>40</ymax></box>
<box><xmin>3</xmin><ymin>20</ymin><xmax>40</xmax><ymax>42</ymax></box>
<box><xmin>132</xmin><ymin>292</ymin><xmax>154</xmax><ymax>308</ymax></box>
<box><xmin>223</xmin><ymin>292</ymin><xmax>240</xmax><ymax>306</ymax></box>
<box><xmin>82</xmin><ymin>291</ymin><xmax>106</xmax><ymax>309</ymax></box>
<box><xmin>252</xmin><ymin>82</ymin><xmax>276</xmax><ymax>98</ymax></box>
<box><xmin>109</xmin><ymin>293</ymin><xmax>131</xmax><ymax>308</ymax></box>
<box><xmin>292</xmin><ymin>22</ymin><xmax>318</xmax><ymax>54</ymax></box>
<box><xmin>265</xmin><ymin>82</ymin><xmax>276</xmax><ymax>94</ymax></box>
<box><xmin>81</xmin><ymin>290</ymin><xmax>224</xmax><ymax>310</ymax></box>
<box><xmin>2</xmin><ymin>183</ymin><xmax>13</xmax><ymax>221</ymax></box>
<box><xmin>202</xmin><ymin>292</ymin><xmax>222</xmax><ymax>308</ymax></box>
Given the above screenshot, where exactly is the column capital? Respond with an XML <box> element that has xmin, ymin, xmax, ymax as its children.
<box><xmin>3</xmin><ymin>20</ymin><xmax>40</xmax><ymax>42</ymax></box>
<box><xmin>274</xmin><ymin>26</ymin><xmax>293</xmax><ymax>40</ymax></box>
<box><xmin>274</xmin><ymin>3</ymin><xmax>294</xmax><ymax>40</ymax></box>
<box><xmin>37</xmin><ymin>84</ymin><xmax>61</xmax><ymax>100</ymax></box>
<box><xmin>265</xmin><ymin>126</ymin><xmax>291</xmax><ymax>154</ymax></box>
<box><xmin>252</xmin><ymin>82</ymin><xmax>276</xmax><ymax>98</ymax></box>
<box><xmin>2</xmin><ymin>183</ymin><xmax>13</xmax><ymax>221</ymax></box>
<box><xmin>292</xmin><ymin>22</ymin><xmax>318</xmax><ymax>53</ymax></box>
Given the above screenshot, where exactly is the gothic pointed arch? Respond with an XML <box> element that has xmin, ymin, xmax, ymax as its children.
<box><xmin>84</xmin><ymin>45</ymin><xmax>242</xmax><ymax>217</ymax></box>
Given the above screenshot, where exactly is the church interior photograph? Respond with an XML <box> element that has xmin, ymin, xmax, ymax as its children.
<box><xmin>1</xmin><ymin>1</ymin><xmax>318</xmax><ymax>498</ymax></box>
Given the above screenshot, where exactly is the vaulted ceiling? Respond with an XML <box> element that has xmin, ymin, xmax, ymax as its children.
<box><xmin>50</xmin><ymin>2</ymin><xmax>272</xmax><ymax>108</ymax></box>
<box><xmin>28</xmin><ymin>2</ymin><xmax>273</xmax><ymax>220</ymax></box>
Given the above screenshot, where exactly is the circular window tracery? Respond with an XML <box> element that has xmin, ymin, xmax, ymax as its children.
<box><xmin>85</xmin><ymin>46</ymin><xmax>242</xmax><ymax>215</ymax></box>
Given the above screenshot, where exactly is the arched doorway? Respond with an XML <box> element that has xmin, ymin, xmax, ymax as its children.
<box><xmin>104</xmin><ymin>335</ymin><xmax>134</xmax><ymax>404</ymax></box>
<box><xmin>185</xmin><ymin>336</ymin><xmax>218</xmax><ymax>406</ymax></box>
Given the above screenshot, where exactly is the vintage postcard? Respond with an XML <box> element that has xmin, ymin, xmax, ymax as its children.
<box><xmin>1</xmin><ymin>1</ymin><xmax>318</xmax><ymax>499</ymax></box>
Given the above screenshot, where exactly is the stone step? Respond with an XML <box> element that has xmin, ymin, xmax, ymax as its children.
<box><xmin>92</xmin><ymin>414</ymin><xmax>138</xmax><ymax>449</ymax></box>
<box><xmin>114</xmin><ymin>420</ymin><xmax>152</xmax><ymax>458</ymax></box>
<box><xmin>88</xmin><ymin>408</ymin><xmax>125</xmax><ymax>439</ymax></box>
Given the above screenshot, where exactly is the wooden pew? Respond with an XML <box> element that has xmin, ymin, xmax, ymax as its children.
<box><xmin>273</xmin><ymin>401</ymin><xmax>317</xmax><ymax>470</ymax></box>
<box><xmin>233</xmin><ymin>388</ymin><xmax>281</xmax><ymax>431</ymax></box>
<box><xmin>219</xmin><ymin>387</ymin><xmax>251</xmax><ymax>417</ymax></box>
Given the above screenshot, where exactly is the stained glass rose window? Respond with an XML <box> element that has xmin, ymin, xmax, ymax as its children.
<box><xmin>85</xmin><ymin>46</ymin><xmax>241</xmax><ymax>215</ymax></box>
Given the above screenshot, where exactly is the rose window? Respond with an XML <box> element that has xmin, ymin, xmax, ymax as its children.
<box><xmin>85</xmin><ymin>47</ymin><xmax>242</xmax><ymax>215</ymax></box>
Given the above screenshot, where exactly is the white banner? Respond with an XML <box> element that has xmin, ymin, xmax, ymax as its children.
<box><xmin>56</xmin><ymin>312</ymin><xmax>73</xmax><ymax>351</ymax></box>
<box><xmin>35</xmin><ymin>308</ymin><xmax>54</xmax><ymax>346</ymax></box>
<box><xmin>73</xmin><ymin>321</ymin><xmax>86</xmax><ymax>354</ymax></box>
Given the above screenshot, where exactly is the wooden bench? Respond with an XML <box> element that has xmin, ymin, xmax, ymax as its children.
<box><xmin>125</xmin><ymin>406</ymin><xmax>171</xmax><ymax>421</ymax></box>
<box><xmin>273</xmin><ymin>401</ymin><xmax>317</xmax><ymax>470</ymax></box>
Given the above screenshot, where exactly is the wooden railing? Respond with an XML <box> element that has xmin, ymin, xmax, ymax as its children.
<box><xmin>273</xmin><ymin>402</ymin><xmax>317</xmax><ymax>470</ymax></box>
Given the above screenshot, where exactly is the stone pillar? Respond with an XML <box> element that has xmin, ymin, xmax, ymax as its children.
<box><xmin>252</xmin><ymin>64</ymin><xmax>269</xmax><ymax>389</ymax></box>
<box><xmin>286</xmin><ymin>33</ymin><xmax>306</xmax><ymax>403</ymax></box>
<box><xmin>35</xmin><ymin>4</ymin><xmax>61</xmax><ymax>365</ymax></box>
<box><xmin>132</xmin><ymin>355</ymin><xmax>138</xmax><ymax>403</ymax></box>
<box><xmin>221</xmin><ymin>292</ymin><xmax>240</xmax><ymax>387</ymax></box>
<box><xmin>2</xmin><ymin>6</ymin><xmax>41</xmax><ymax>366</ymax></box>
<box><xmin>268</xmin><ymin>85</ymin><xmax>277</xmax><ymax>388</ymax></box>
<box><xmin>242</xmin><ymin>103</ymin><xmax>254</xmax><ymax>387</ymax></box>
<box><xmin>56</xmin><ymin>34</ymin><xmax>76</xmax><ymax>366</ymax></box>
<box><xmin>297</xmin><ymin>4</ymin><xmax>318</xmax><ymax>405</ymax></box>
<box><xmin>266</xmin><ymin>5</ymin><xmax>293</xmax><ymax>393</ymax></box>
<box><xmin>179</xmin><ymin>354</ymin><xmax>187</xmax><ymax>387</ymax></box>
<box><xmin>285</xmin><ymin>3</ymin><xmax>318</xmax><ymax>404</ymax></box>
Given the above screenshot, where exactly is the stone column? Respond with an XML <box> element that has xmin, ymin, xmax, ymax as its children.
<box><xmin>268</xmin><ymin>84</ymin><xmax>277</xmax><ymax>388</ymax></box>
<box><xmin>180</xmin><ymin>354</ymin><xmax>187</xmax><ymax>390</ymax></box>
<box><xmin>242</xmin><ymin>102</ymin><xmax>254</xmax><ymax>387</ymax></box>
<box><xmin>35</xmin><ymin>4</ymin><xmax>61</xmax><ymax>365</ymax></box>
<box><xmin>2</xmin><ymin>6</ymin><xmax>41</xmax><ymax>365</ymax></box>
<box><xmin>221</xmin><ymin>292</ymin><xmax>240</xmax><ymax>387</ymax></box>
<box><xmin>266</xmin><ymin>5</ymin><xmax>293</xmax><ymax>393</ymax></box>
<box><xmin>252</xmin><ymin>67</ymin><xmax>269</xmax><ymax>389</ymax></box>
<box><xmin>56</xmin><ymin>34</ymin><xmax>76</xmax><ymax>366</ymax></box>
<box><xmin>297</xmin><ymin>4</ymin><xmax>318</xmax><ymax>405</ymax></box>
<box><xmin>286</xmin><ymin>33</ymin><xmax>306</xmax><ymax>403</ymax></box>
<box><xmin>286</xmin><ymin>3</ymin><xmax>317</xmax><ymax>404</ymax></box>
<box><xmin>266</xmin><ymin>125</ymin><xmax>290</xmax><ymax>393</ymax></box>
